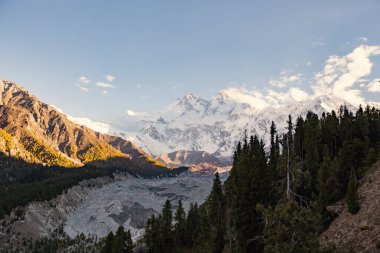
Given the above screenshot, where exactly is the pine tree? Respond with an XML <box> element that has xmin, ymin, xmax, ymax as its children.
<box><xmin>185</xmin><ymin>203</ymin><xmax>199</xmax><ymax>247</ymax></box>
<box><xmin>113</xmin><ymin>226</ymin><xmax>127</xmax><ymax>253</ymax></box>
<box><xmin>286</xmin><ymin>115</ymin><xmax>294</xmax><ymax>199</ymax></box>
<box><xmin>363</xmin><ymin>148</ymin><xmax>378</xmax><ymax>170</ymax></box>
<box><xmin>208</xmin><ymin>173</ymin><xmax>225</xmax><ymax>253</ymax></box>
<box><xmin>125</xmin><ymin>230</ymin><xmax>133</xmax><ymax>253</ymax></box>
<box><xmin>197</xmin><ymin>173</ymin><xmax>226</xmax><ymax>253</ymax></box>
<box><xmin>316</xmin><ymin>146</ymin><xmax>341</xmax><ymax>226</ymax></box>
<box><xmin>144</xmin><ymin>215</ymin><xmax>164</xmax><ymax>253</ymax></box>
<box><xmin>173</xmin><ymin>199</ymin><xmax>186</xmax><ymax>247</ymax></box>
<box><xmin>346</xmin><ymin>168</ymin><xmax>360</xmax><ymax>214</ymax></box>
<box><xmin>294</xmin><ymin>116</ymin><xmax>305</xmax><ymax>160</ymax></box>
<box><xmin>257</xmin><ymin>200</ymin><xmax>320</xmax><ymax>253</ymax></box>
<box><xmin>303</xmin><ymin>111</ymin><xmax>322</xmax><ymax>196</ymax></box>
<box><xmin>102</xmin><ymin>231</ymin><xmax>115</xmax><ymax>253</ymax></box>
<box><xmin>160</xmin><ymin>199</ymin><xmax>173</xmax><ymax>249</ymax></box>
<box><xmin>270</xmin><ymin>121</ymin><xmax>278</xmax><ymax>167</ymax></box>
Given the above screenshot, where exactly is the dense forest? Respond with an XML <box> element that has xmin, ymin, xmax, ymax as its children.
<box><xmin>138</xmin><ymin>105</ymin><xmax>380</xmax><ymax>253</ymax></box>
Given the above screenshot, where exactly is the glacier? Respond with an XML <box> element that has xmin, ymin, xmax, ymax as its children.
<box><xmin>64</xmin><ymin>172</ymin><xmax>226</xmax><ymax>241</ymax></box>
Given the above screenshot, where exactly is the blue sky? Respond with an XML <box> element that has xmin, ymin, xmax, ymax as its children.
<box><xmin>0</xmin><ymin>0</ymin><xmax>379</xmax><ymax>121</ymax></box>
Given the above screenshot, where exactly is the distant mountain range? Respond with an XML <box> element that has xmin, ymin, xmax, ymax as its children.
<box><xmin>0</xmin><ymin>80</ymin><xmax>166</xmax><ymax>174</ymax></box>
<box><xmin>2</xmin><ymin>79</ymin><xmax>374</xmax><ymax>172</ymax></box>
<box><xmin>69</xmin><ymin>88</ymin><xmax>364</xmax><ymax>169</ymax></box>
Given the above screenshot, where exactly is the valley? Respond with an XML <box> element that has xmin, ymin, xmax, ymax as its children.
<box><xmin>0</xmin><ymin>79</ymin><xmax>379</xmax><ymax>253</ymax></box>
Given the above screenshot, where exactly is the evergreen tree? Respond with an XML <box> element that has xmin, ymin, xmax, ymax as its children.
<box><xmin>101</xmin><ymin>231</ymin><xmax>115</xmax><ymax>253</ymax></box>
<box><xmin>160</xmin><ymin>199</ymin><xmax>173</xmax><ymax>249</ymax></box>
<box><xmin>346</xmin><ymin>168</ymin><xmax>360</xmax><ymax>214</ymax></box>
<box><xmin>144</xmin><ymin>215</ymin><xmax>164</xmax><ymax>253</ymax></box>
<box><xmin>338</xmin><ymin>139</ymin><xmax>365</xmax><ymax>189</ymax></box>
<box><xmin>185</xmin><ymin>203</ymin><xmax>200</xmax><ymax>247</ymax></box>
<box><xmin>294</xmin><ymin>116</ymin><xmax>305</xmax><ymax>160</ymax></box>
<box><xmin>197</xmin><ymin>173</ymin><xmax>226</xmax><ymax>253</ymax></box>
<box><xmin>173</xmin><ymin>199</ymin><xmax>186</xmax><ymax>247</ymax></box>
<box><xmin>208</xmin><ymin>173</ymin><xmax>226</xmax><ymax>252</ymax></box>
<box><xmin>113</xmin><ymin>226</ymin><xmax>127</xmax><ymax>253</ymax></box>
<box><xmin>303</xmin><ymin>111</ymin><xmax>322</xmax><ymax>196</ymax></box>
<box><xmin>125</xmin><ymin>230</ymin><xmax>133</xmax><ymax>253</ymax></box>
<box><xmin>270</xmin><ymin>121</ymin><xmax>278</xmax><ymax>167</ymax></box>
<box><xmin>363</xmin><ymin>147</ymin><xmax>378</xmax><ymax>170</ymax></box>
<box><xmin>316</xmin><ymin>146</ymin><xmax>341</xmax><ymax>226</ymax></box>
<box><xmin>257</xmin><ymin>200</ymin><xmax>320</xmax><ymax>253</ymax></box>
<box><xmin>339</xmin><ymin>105</ymin><xmax>354</xmax><ymax>143</ymax></box>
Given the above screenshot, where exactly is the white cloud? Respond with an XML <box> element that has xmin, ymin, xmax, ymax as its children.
<box><xmin>106</xmin><ymin>75</ymin><xmax>115</xmax><ymax>82</ymax></box>
<box><xmin>221</xmin><ymin>44</ymin><xmax>380</xmax><ymax>109</ymax></box>
<box><xmin>78</xmin><ymin>76</ymin><xmax>90</xmax><ymax>84</ymax></box>
<box><xmin>127</xmin><ymin>110</ymin><xmax>137</xmax><ymax>116</ymax></box>
<box><xmin>102</xmin><ymin>90</ymin><xmax>109</xmax><ymax>95</ymax></box>
<box><xmin>76</xmin><ymin>83</ymin><xmax>90</xmax><ymax>92</ymax></box>
<box><xmin>96</xmin><ymin>82</ymin><xmax>115</xmax><ymax>88</ymax></box>
<box><xmin>368</xmin><ymin>78</ymin><xmax>380</xmax><ymax>92</ymax></box>
<box><xmin>219</xmin><ymin>88</ymin><xmax>269</xmax><ymax>109</ymax></box>
<box><xmin>269</xmin><ymin>71</ymin><xmax>302</xmax><ymax>88</ymax></box>
<box><xmin>264</xmin><ymin>87</ymin><xmax>309</xmax><ymax>105</ymax></box>
<box><xmin>80</xmin><ymin>86</ymin><xmax>89</xmax><ymax>92</ymax></box>
<box><xmin>357</xmin><ymin>37</ymin><xmax>368</xmax><ymax>42</ymax></box>
<box><xmin>312</xmin><ymin>44</ymin><xmax>380</xmax><ymax>106</ymax></box>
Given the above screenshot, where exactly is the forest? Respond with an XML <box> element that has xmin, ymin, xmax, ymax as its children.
<box><xmin>138</xmin><ymin>105</ymin><xmax>380</xmax><ymax>253</ymax></box>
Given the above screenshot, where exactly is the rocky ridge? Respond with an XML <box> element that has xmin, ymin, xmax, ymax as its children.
<box><xmin>0</xmin><ymin>80</ymin><xmax>165</xmax><ymax>172</ymax></box>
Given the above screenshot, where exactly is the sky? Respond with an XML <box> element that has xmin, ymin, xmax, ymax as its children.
<box><xmin>0</xmin><ymin>0</ymin><xmax>379</xmax><ymax>121</ymax></box>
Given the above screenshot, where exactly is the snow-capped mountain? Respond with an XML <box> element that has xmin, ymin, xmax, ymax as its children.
<box><xmin>70</xmin><ymin>88</ymin><xmax>358</xmax><ymax>162</ymax></box>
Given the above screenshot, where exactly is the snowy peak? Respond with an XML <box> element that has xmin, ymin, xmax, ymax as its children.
<box><xmin>177</xmin><ymin>92</ymin><xmax>199</xmax><ymax>103</ymax></box>
<box><xmin>68</xmin><ymin>88</ymin><xmax>368</xmax><ymax>166</ymax></box>
<box><xmin>114</xmin><ymin>92</ymin><xmax>361</xmax><ymax>159</ymax></box>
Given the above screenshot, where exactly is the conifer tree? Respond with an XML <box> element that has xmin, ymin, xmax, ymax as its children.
<box><xmin>208</xmin><ymin>172</ymin><xmax>226</xmax><ymax>253</ymax></box>
<box><xmin>113</xmin><ymin>226</ymin><xmax>127</xmax><ymax>253</ymax></box>
<box><xmin>101</xmin><ymin>231</ymin><xmax>115</xmax><ymax>253</ymax></box>
<box><xmin>160</xmin><ymin>199</ymin><xmax>173</xmax><ymax>249</ymax></box>
<box><xmin>144</xmin><ymin>215</ymin><xmax>163</xmax><ymax>253</ymax></box>
<box><xmin>346</xmin><ymin>168</ymin><xmax>360</xmax><ymax>214</ymax></box>
<box><xmin>125</xmin><ymin>230</ymin><xmax>133</xmax><ymax>253</ymax></box>
<box><xmin>303</xmin><ymin>111</ymin><xmax>322</xmax><ymax>196</ymax></box>
<box><xmin>185</xmin><ymin>203</ymin><xmax>200</xmax><ymax>247</ymax></box>
<box><xmin>316</xmin><ymin>146</ymin><xmax>341</xmax><ymax>226</ymax></box>
<box><xmin>294</xmin><ymin>116</ymin><xmax>305</xmax><ymax>160</ymax></box>
<box><xmin>173</xmin><ymin>199</ymin><xmax>186</xmax><ymax>247</ymax></box>
<box><xmin>257</xmin><ymin>200</ymin><xmax>320</xmax><ymax>253</ymax></box>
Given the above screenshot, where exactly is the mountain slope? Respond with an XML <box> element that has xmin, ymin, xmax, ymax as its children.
<box><xmin>72</xmin><ymin>89</ymin><xmax>357</xmax><ymax>162</ymax></box>
<box><xmin>320</xmin><ymin>160</ymin><xmax>380</xmax><ymax>252</ymax></box>
<box><xmin>0</xmin><ymin>80</ymin><xmax>166</xmax><ymax>172</ymax></box>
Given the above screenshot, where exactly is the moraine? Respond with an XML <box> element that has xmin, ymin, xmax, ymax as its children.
<box><xmin>64</xmin><ymin>172</ymin><xmax>227</xmax><ymax>241</ymax></box>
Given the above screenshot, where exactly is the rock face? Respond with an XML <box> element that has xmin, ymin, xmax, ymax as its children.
<box><xmin>64</xmin><ymin>172</ymin><xmax>226</xmax><ymax>241</ymax></box>
<box><xmin>0</xmin><ymin>172</ymin><xmax>222</xmax><ymax>247</ymax></box>
<box><xmin>320</xmin><ymin>160</ymin><xmax>380</xmax><ymax>252</ymax></box>
<box><xmin>155</xmin><ymin>150</ymin><xmax>231</xmax><ymax>173</ymax></box>
<box><xmin>0</xmin><ymin>173</ymin><xmax>131</xmax><ymax>249</ymax></box>
<box><xmin>0</xmin><ymin>80</ymin><xmax>165</xmax><ymax>171</ymax></box>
